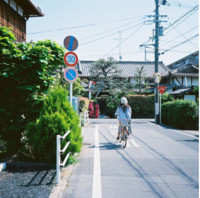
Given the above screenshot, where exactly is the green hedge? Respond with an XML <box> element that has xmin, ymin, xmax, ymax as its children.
<box><xmin>162</xmin><ymin>100</ymin><xmax>199</xmax><ymax>130</ymax></box>
<box><xmin>105</xmin><ymin>95</ymin><xmax>154</xmax><ymax>118</ymax></box>
<box><xmin>23</xmin><ymin>85</ymin><xmax>83</xmax><ymax>163</ymax></box>
<box><xmin>127</xmin><ymin>95</ymin><xmax>154</xmax><ymax>118</ymax></box>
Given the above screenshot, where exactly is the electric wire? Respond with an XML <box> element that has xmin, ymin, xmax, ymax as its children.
<box><xmin>80</xmin><ymin>17</ymin><xmax>143</xmax><ymax>41</ymax></box>
<box><xmin>101</xmin><ymin>24</ymin><xmax>144</xmax><ymax>58</ymax></box>
<box><xmin>164</xmin><ymin>5</ymin><xmax>198</xmax><ymax>35</ymax></box>
<box><xmin>160</xmin><ymin>34</ymin><xmax>199</xmax><ymax>55</ymax></box>
<box><xmin>169</xmin><ymin>24</ymin><xmax>198</xmax><ymax>48</ymax></box>
<box><xmin>160</xmin><ymin>25</ymin><xmax>199</xmax><ymax>47</ymax></box>
<box><xmin>80</xmin><ymin>21</ymin><xmax>144</xmax><ymax>46</ymax></box>
<box><xmin>27</xmin><ymin>15</ymin><xmax>144</xmax><ymax>35</ymax></box>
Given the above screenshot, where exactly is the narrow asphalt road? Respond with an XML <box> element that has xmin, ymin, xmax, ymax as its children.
<box><xmin>62</xmin><ymin>119</ymin><xmax>199</xmax><ymax>198</ymax></box>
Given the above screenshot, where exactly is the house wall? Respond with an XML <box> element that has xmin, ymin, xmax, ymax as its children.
<box><xmin>173</xmin><ymin>76</ymin><xmax>198</xmax><ymax>87</ymax></box>
<box><xmin>192</xmin><ymin>78</ymin><xmax>199</xmax><ymax>86</ymax></box>
<box><xmin>0</xmin><ymin>0</ymin><xmax>26</xmax><ymax>42</ymax></box>
<box><xmin>130</xmin><ymin>78</ymin><xmax>137</xmax><ymax>84</ymax></box>
<box><xmin>173</xmin><ymin>77</ymin><xmax>182</xmax><ymax>86</ymax></box>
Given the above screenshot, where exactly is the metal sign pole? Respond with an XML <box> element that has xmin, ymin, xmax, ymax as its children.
<box><xmin>160</xmin><ymin>93</ymin><xmax>161</xmax><ymax>124</ymax></box>
<box><xmin>89</xmin><ymin>91</ymin><xmax>91</xmax><ymax>99</ymax></box>
<box><xmin>70</xmin><ymin>82</ymin><xmax>73</xmax><ymax>106</ymax></box>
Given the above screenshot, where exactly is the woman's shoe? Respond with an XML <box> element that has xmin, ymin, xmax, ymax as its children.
<box><xmin>116</xmin><ymin>137</ymin><xmax>120</xmax><ymax>140</ymax></box>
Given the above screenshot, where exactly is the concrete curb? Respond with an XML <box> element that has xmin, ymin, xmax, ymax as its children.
<box><xmin>49</xmin><ymin>164</ymin><xmax>74</xmax><ymax>198</ymax></box>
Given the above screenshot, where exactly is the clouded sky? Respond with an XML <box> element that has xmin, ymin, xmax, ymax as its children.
<box><xmin>27</xmin><ymin>0</ymin><xmax>199</xmax><ymax>65</ymax></box>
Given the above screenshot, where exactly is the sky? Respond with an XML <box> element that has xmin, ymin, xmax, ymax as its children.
<box><xmin>27</xmin><ymin>0</ymin><xmax>199</xmax><ymax>65</ymax></box>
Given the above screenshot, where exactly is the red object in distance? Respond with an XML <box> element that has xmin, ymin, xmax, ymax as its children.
<box><xmin>158</xmin><ymin>86</ymin><xmax>167</xmax><ymax>94</ymax></box>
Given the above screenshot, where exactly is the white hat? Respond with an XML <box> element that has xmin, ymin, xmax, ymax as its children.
<box><xmin>121</xmin><ymin>97</ymin><xmax>128</xmax><ymax>105</ymax></box>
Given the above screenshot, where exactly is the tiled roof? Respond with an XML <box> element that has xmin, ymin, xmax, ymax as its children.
<box><xmin>171</xmin><ymin>64</ymin><xmax>199</xmax><ymax>77</ymax></box>
<box><xmin>162</xmin><ymin>64</ymin><xmax>199</xmax><ymax>78</ymax></box>
<box><xmin>77</xmin><ymin>61</ymin><xmax>169</xmax><ymax>78</ymax></box>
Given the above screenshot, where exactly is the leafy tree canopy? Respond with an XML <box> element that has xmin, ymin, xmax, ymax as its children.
<box><xmin>0</xmin><ymin>26</ymin><xmax>65</xmax><ymax>151</ymax></box>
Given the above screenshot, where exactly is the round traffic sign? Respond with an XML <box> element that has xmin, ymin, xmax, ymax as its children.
<box><xmin>63</xmin><ymin>36</ymin><xmax>78</xmax><ymax>51</ymax></box>
<box><xmin>64</xmin><ymin>52</ymin><xmax>78</xmax><ymax>67</ymax></box>
<box><xmin>63</xmin><ymin>67</ymin><xmax>78</xmax><ymax>83</ymax></box>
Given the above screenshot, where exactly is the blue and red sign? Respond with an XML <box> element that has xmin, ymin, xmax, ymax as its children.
<box><xmin>63</xmin><ymin>36</ymin><xmax>78</xmax><ymax>51</ymax></box>
<box><xmin>64</xmin><ymin>52</ymin><xmax>78</xmax><ymax>67</ymax></box>
<box><xmin>63</xmin><ymin>67</ymin><xmax>78</xmax><ymax>83</ymax></box>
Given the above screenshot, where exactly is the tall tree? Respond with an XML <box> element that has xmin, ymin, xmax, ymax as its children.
<box><xmin>89</xmin><ymin>57</ymin><xmax>122</xmax><ymax>98</ymax></box>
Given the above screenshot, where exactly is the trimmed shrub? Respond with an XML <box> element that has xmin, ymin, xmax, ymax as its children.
<box><xmin>127</xmin><ymin>95</ymin><xmax>154</xmax><ymax>118</ymax></box>
<box><xmin>162</xmin><ymin>100</ymin><xmax>199</xmax><ymax>130</ymax></box>
<box><xmin>23</xmin><ymin>85</ymin><xmax>83</xmax><ymax>163</ymax></box>
<box><xmin>105</xmin><ymin>95</ymin><xmax>155</xmax><ymax>118</ymax></box>
<box><xmin>161</xmin><ymin>93</ymin><xmax>174</xmax><ymax>104</ymax></box>
<box><xmin>105</xmin><ymin>100</ymin><xmax>118</xmax><ymax>118</ymax></box>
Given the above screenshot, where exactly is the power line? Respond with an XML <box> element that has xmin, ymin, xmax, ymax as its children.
<box><xmin>160</xmin><ymin>25</ymin><xmax>199</xmax><ymax>47</ymax></box>
<box><xmin>80</xmin><ymin>22</ymin><xmax>144</xmax><ymax>46</ymax></box>
<box><xmin>101</xmin><ymin>24</ymin><xmax>144</xmax><ymax>58</ymax></box>
<box><xmin>164</xmin><ymin>5</ymin><xmax>198</xmax><ymax>35</ymax></box>
<box><xmin>80</xmin><ymin>18</ymin><xmax>143</xmax><ymax>41</ymax></box>
<box><xmin>170</xmin><ymin>24</ymin><xmax>198</xmax><ymax>48</ymax></box>
<box><xmin>160</xmin><ymin>34</ymin><xmax>199</xmax><ymax>55</ymax></box>
<box><xmin>27</xmin><ymin>15</ymin><xmax>143</xmax><ymax>35</ymax></box>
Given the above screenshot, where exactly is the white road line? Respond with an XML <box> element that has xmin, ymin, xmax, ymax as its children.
<box><xmin>171</xmin><ymin>130</ymin><xmax>199</xmax><ymax>140</ymax></box>
<box><xmin>130</xmin><ymin>139</ymin><xmax>140</xmax><ymax>147</ymax></box>
<box><xmin>147</xmin><ymin>121</ymin><xmax>199</xmax><ymax>140</ymax></box>
<box><xmin>92</xmin><ymin>125</ymin><xmax>102</xmax><ymax>198</ymax></box>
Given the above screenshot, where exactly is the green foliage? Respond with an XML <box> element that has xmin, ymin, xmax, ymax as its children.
<box><xmin>105</xmin><ymin>94</ymin><xmax>154</xmax><ymax>118</ymax></box>
<box><xmin>161</xmin><ymin>93</ymin><xmax>174</xmax><ymax>104</ymax></box>
<box><xmin>0</xmin><ymin>26</ymin><xmax>65</xmax><ymax>152</ymax></box>
<box><xmin>162</xmin><ymin>100</ymin><xmax>199</xmax><ymax>130</ymax></box>
<box><xmin>23</xmin><ymin>85</ymin><xmax>83</xmax><ymax>163</ymax></box>
<box><xmin>105</xmin><ymin>100</ymin><xmax>119</xmax><ymax>118</ymax></box>
<box><xmin>127</xmin><ymin>95</ymin><xmax>154</xmax><ymax>118</ymax></box>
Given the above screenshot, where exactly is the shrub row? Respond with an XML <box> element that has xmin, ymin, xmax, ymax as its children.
<box><xmin>162</xmin><ymin>100</ymin><xmax>199</xmax><ymax>130</ymax></box>
<box><xmin>105</xmin><ymin>95</ymin><xmax>155</xmax><ymax>118</ymax></box>
<box><xmin>127</xmin><ymin>95</ymin><xmax>154</xmax><ymax>118</ymax></box>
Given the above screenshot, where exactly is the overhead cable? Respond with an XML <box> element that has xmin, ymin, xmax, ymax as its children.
<box><xmin>101</xmin><ymin>24</ymin><xmax>144</xmax><ymax>58</ymax></box>
<box><xmin>160</xmin><ymin>34</ymin><xmax>199</xmax><ymax>55</ymax></box>
<box><xmin>160</xmin><ymin>25</ymin><xmax>199</xmax><ymax>47</ymax></box>
<box><xmin>164</xmin><ymin>5</ymin><xmax>198</xmax><ymax>35</ymax></box>
<box><xmin>27</xmin><ymin>15</ymin><xmax>143</xmax><ymax>35</ymax></box>
<box><xmin>80</xmin><ymin>22</ymin><xmax>144</xmax><ymax>46</ymax></box>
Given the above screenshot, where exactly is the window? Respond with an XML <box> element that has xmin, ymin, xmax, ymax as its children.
<box><xmin>18</xmin><ymin>6</ymin><xmax>23</xmax><ymax>17</ymax></box>
<box><xmin>10</xmin><ymin>0</ymin><xmax>17</xmax><ymax>11</ymax></box>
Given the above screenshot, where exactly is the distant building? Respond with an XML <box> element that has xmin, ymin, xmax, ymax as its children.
<box><xmin>161</xmin><ymin>51</ymin><xmax>199</xmax><ymax>101</ymax></box>
<box><xmin>77</xmin><ymin>60</ymin><xmax>168</xmax><ymax>94</ymax></box>
<box><xmin>161</xmin><ymin>51</ymin><xmax>199</xmax><ymax>92</ymax></box>
<box><xmin>0</xmin><ymin>0</ymin><xmax>44</xmax><ymax>42</ymax></box>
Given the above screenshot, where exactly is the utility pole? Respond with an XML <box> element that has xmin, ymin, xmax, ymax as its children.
<box><xmin>154</xmin><ymin>0</ymin><xmax>159</xmax><ymax>123</ymax></box>
<box><xmin>114</xmin><ymin>31</ymin><xmax>122</xmax><ymax>62</ymax></box>
<box><xmin>140</xmin><ymin>0</ymin><xmax>167</xmax><ymax>123</ymax></box>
